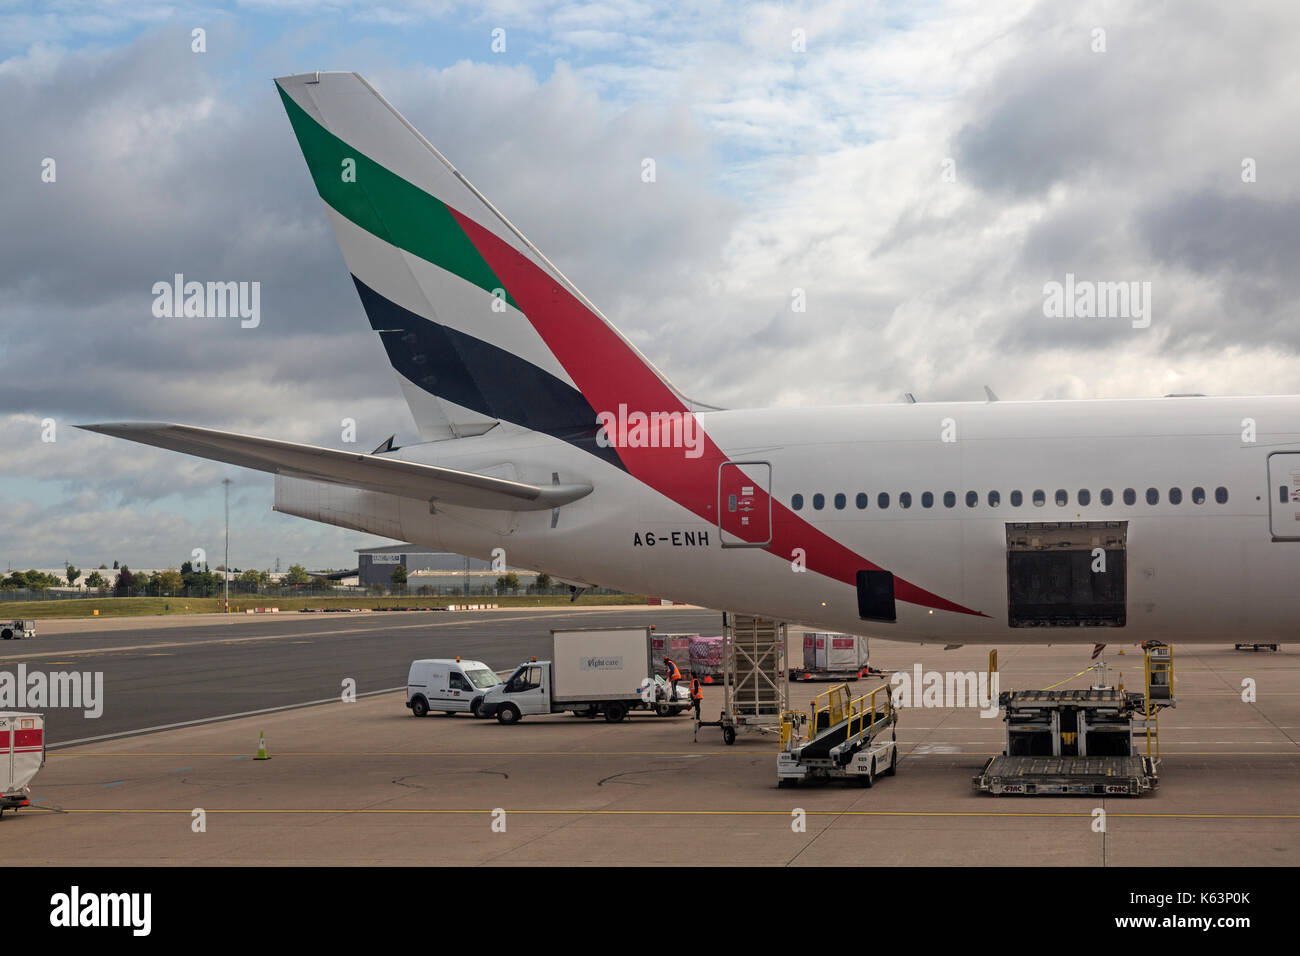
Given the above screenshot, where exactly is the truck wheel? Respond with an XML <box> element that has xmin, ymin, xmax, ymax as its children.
<box><xmin>496</xmin><ymin>703</ymin><xmax>521</xmax><ymax>724</ymax></box>
<box><xmin>604</xmin><ymin>702</ymin><xmax>628</xmax><ymax>723</ymax></box>
<box><xmin>654</xmin><ymin>701</ymin><xmax>671</xmax><ymax>717</ymax></box>
<box><xmin>722</xmin><ymin>727</ymin><xmax>736</xmax><ymax>745</ymax></box>
<box><xmin>1</xmin><ymin>629</ymin><xmax>12</xmax><ymax>641</ymax></box>
<box><xmin>470</xmin><ymin>697</ymin><xmax>484</xmax><ymax>717</ymax></box>
<box><xmin>885</xmin><ymin>749</ymin><xmax>898</xmax><ymax>776</ymax></box>
<box><xmin>410</xmin><ymin>696</ymin><xmax>430</xmax><ymax>718</ymax></box>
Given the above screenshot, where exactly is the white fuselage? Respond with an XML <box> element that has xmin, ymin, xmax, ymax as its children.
<box><xmin>275</xmin><ymin>395</ymin><xmax>1300</xmax><ymax>644</ymax></box>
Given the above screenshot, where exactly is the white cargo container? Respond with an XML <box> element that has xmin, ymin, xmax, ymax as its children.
<box><xmin>1</xmin><ymin>712</ymin><xmax>45</xmax><ymax>818</ymax></box>
<box><xmin>479</xmin><ymin>627</ymin><xmax>660</xmax><ymax>724</ymax></box>
<box><xmin>795</xmin><ymin>632</ymin><xmax>870</xmax><ymax>680</ymax></box>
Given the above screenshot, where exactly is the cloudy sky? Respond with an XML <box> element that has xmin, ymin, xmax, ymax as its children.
<box><xmin>2</xmin><ymin>0</ymin><xmax>1297</xmax><ymax>573</ymax></box>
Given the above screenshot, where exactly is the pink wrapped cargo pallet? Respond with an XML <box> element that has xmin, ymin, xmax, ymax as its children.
<box><xmin>688</xmin><ymin>635</ymin><xmax>724</xmax><ymax>679</ymax></box>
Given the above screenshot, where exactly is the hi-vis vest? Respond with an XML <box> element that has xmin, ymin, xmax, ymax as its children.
<box><xmin>690</xmin><ymin>679</ymin><xmax>703</xmax><ymax>701</ymax></box>
<box><xmin>666</xmin><ymin>659</ymin><xmax>681</xmax><ymax>681</ymax></box>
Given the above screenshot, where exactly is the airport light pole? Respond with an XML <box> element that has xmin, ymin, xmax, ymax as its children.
<box><xmin>223</xmin><ymin>477</ymin><xmax>232</xmax><ymax>613</ymax></box>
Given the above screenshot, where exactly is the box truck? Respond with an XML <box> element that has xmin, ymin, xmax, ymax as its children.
<box><xmin>1</xmin><ymin>712</ymin><xmax>45</xmax><ymax>818</ymax></box>
<box><xmin>479</xmin><ymin>627</ymin><xmax>669</xmax><ymax>723</ymax></box>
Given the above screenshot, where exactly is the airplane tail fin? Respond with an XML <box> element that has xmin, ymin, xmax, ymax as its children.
<box><xmin>275</xmin><ymin>71</ymin><xmax>693</xmax><ymax>462</ymax></box>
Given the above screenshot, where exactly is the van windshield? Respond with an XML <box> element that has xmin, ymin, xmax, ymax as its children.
<box><xmin>465</xmin><ymin>668</ymin><xmax>501</xmax><ymax>689</ymax></box>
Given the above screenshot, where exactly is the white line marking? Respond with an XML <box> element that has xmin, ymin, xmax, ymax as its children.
<box><xmin>49</xmin><ymin>687</ymin><xmax>404</xmax><ymax>749</ymax></box>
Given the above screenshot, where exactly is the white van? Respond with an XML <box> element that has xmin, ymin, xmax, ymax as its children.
<box><xmin>406</xmin><ymin>659</ymin><xmax>501</xmax><ymax>717</ymax></box>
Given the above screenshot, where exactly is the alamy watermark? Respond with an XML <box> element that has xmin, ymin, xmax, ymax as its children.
<box><xmin>1</xmin><ymin>665</ymin><xmax>104</xmax><ymax>718</ymax></box>
<box><xmin>596</xmin><ymin>404</ymin><xmax>703</xmax><ymax>459</ymax></box>
<box><xmin>151</xmin><ymin>274</ymin><xmax>260</xmax><ymax>328</ymax></box>
<box><xmin>889</xmin><ymin>664</ymin><xmax>1000</xmax><ymax>718</ymax></box>
<box><xmin>1043</xmin><ymin>273</ymin><xmax>1151</xmax><ymax>329</ymax></box>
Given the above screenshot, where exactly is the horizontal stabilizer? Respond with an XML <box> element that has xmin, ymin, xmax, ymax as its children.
<box><xmin>77</xmin><ymin>423</ymin><xmax>592</xmax><ymax>512</ymax></box>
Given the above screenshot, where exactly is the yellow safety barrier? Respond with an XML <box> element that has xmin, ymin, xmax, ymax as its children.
<box><xmin>782</xmin><ymin>680</ymin><xmax>895</xmax><ymax>751</ymax></box>
<box><xmin>846</xmin><ymin>683</ymin><xmax>895</xmax><ymax>743</ymax></box>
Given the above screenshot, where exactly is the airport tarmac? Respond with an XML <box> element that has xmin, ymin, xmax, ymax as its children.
<box><xmin>1</xmin><ymin>608</ymin><xmax>1297</xmax><ymax>866</ymax></box>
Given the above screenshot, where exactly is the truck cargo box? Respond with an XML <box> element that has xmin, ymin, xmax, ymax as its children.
<box><xmin>550</xmin><ymin>628</ymin><xmax>653</xmax><ymax>702</ymax></box>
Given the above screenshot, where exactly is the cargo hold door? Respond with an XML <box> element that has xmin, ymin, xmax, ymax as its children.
<box><xmin>1268</xmin><ymin>453</ymin><xmax>1300</xmax><ymax>540</ymax></box>
<box><xmin>717</xmin><ymin>461</ymin><xmax>772</xmax><ymax>548</ymax></box>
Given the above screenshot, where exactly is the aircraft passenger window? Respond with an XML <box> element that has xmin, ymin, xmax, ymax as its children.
<box><xmin>1215</xmin><ymin>486</ymin><xmax>1229</xmax><ymax>504</ymax></box>
<box><xmin>834</xmin><ymin>493</ymin><xmax>846</xmax><ymax>510</ymax></box>
<box><xmin>921</xmin><ymin>491</ymin><xmax>934</xmax><ymax>508</ymax></box>
<box><xmin>1033</xmin><ymin>490</ymin><xmax>1045</xmax><ymax>507</ymax></box>
<box><xmin>1010</xmin><ymin>490</ymin><xmax>1023</xmax><ymax>507</ymax></box>
<box><xmin>1100</xmin><ymin>488</ymin><xmax>1113</xmax><ymax>505</ymax></box>
<box><xmin>878</xmin><ymin>492</ymin><xmax>890</xmax><ymax>509</ymax></box>
<box><xmin>1123</xmin><ymin>488</ymin><xmax>1136</xmax><ymax>505</ymax></box>
<box><xmin>899</xmin><ymin>492</ymin><xmax>912</xmax><ymax>509</ymax></box>
<box><xmin>965</xmin><ymin>491</ymin><xmax>978</xmax><ymax>508</ymax></box>
<box><xmin>1054</xmin><ymin>489</ymin><xmax>1067</xmax><ymax>506</ymax></box>
<box><xmin>792</xmin><ymin>494</ymin><xmax>804</xmax><ymax>511</ymax></box>
<box><xmin>1146</xmin><ymin>487</ymin><xmax>1159</xmax><ymax>505</ymax></box>
<box><xmin>944</xmin><ymin>491</ymin><xmax>956</xmax><ymax>508</ymax></box>
<box><xmin>813</xmin><ymin>493</ymin><xmax>825</xmax><ymax>510</ymax></box>
<box><xmin>988</xmin><ymin>490</ymin><xmax>1000</xmax><ymax>507</ymax></box>
<box><xmin>1169</xmin><ymin>487</ymin><xmax>1182</xmax><ymax>505</ymax></box>
<box><xmin>856</xmin><ymin>493</ymin><xmax>868</xmax><ymax>509</ymax></box>
<box><xmin>1077</xmin><ymin>489</ymin><xmax>1091</xmax><ymax>506</ymax></box>
<box><xmin>1192</xmin><ymin>487</ymin><xmax>1205</xmax><ymax>504</ymax></box>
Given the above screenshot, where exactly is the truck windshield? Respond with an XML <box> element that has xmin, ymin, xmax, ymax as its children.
<box><xmin>465</xmin><ymin>668</ymin><xmax>500</xmax><ymax>689</ymax></box>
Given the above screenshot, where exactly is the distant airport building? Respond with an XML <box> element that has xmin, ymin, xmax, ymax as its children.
<box><xmin>355</xmin><ymin>544</ymin><xmax>537</xmax><ymax>590</ymax></box>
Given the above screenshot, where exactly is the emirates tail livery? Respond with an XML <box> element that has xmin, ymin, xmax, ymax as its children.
<box><xmin>83</xmin><ymin>72</ymin><xmax>1300</xmax><ymax>645</ymax></box>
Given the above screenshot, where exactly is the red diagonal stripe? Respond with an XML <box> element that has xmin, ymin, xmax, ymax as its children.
<box><xmin>447</xmin><ymin>207</ymin><xmax>984</xmax><ymax>617</ymax></box>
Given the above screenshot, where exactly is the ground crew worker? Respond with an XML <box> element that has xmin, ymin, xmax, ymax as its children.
<box><xmin>689</xmin><ymin>676</ymin><xmax>703</xmax><ymax>722</ymax></box>
<box><xmin>664</xmin><ymin>657</ymin><xmax>682</xmax><ymax>700</ymax></box>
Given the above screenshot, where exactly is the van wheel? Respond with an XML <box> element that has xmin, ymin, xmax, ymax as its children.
<box><xmin>470</xmin><ymin>697</ymin><xmax>483</xmax><ymax>717</ymax></box>
<box><xmin>410</xmin><ymin>696</ymin><xmax>429</xmax><ymax>718</ymax></box>
<box><xmin>604</xmin><ymin>702</ymin><xmax>628</xmax><ymax>723</ymax></box>
<box><xmin>496</xmin><ymin>704</ymin><xmax>521</xmax><ymax>725</ymax></box>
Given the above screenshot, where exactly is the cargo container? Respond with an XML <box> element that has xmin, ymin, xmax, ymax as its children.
<box><xmin>793</xmin><ymin>632</ymin><xmax>870</xmax><ymax>681</ymax></box>
<box><xmin>1</xmin><ymin>712</ymin><xmax>45</xmax><ymax>818</ymax></box>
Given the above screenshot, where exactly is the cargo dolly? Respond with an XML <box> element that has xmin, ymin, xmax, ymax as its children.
<box><xmin>776</xmin><ymin>681</ymin><xmax>897</xmax><ymax>787</ymax></box>
<box><xmin>973</xmin><ymin>643</ymin><xmax>1174</xmax><ymax>797</ymax></box>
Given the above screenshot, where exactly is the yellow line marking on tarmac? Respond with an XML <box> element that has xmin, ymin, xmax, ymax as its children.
<box><xmin>48</xmin><ymin>750</ymin><xmax>1300</xmax><ymax>757</ymax></box>
<box><xmin>52</xmin><ymin>751</ymin><xmax>769</xmax><ymax>757</ymax></box>
<box><xmin>21</xmin><ymin>808</ymin><xmax>1300</xmax><ymax>819</ymax></box>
